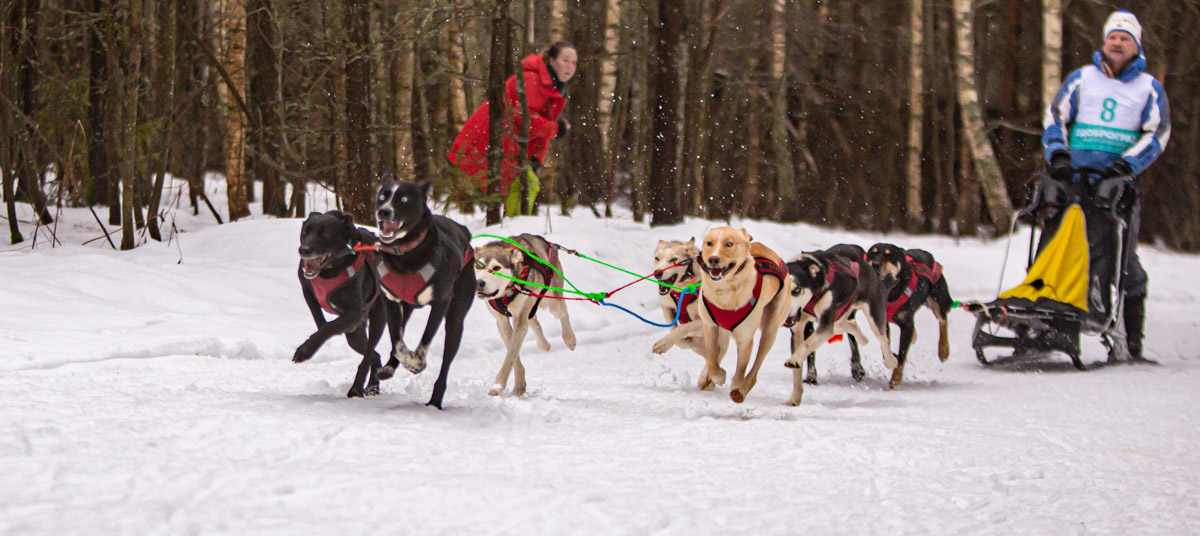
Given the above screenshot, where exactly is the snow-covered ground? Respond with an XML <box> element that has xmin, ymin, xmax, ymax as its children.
<box><xmin>2</xmin><ymin>176</ymin><xmax>1199</xmax><ymax>535</ymax></box>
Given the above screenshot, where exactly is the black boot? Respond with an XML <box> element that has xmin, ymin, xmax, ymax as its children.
<box><xmin>1124</xmin><ymin>294</ymin><xmax>1146</xmax><ymax>360</ymax></box>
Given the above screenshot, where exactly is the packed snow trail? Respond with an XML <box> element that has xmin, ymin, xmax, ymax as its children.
<box><xmin>2</xmin><ymin>178</ymin><xmax>1199</xmax><ymax>534</ymax></box>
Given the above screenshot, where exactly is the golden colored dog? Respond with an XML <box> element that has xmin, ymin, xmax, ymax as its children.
<box><xmin>695</xmin><ymin>228</ymin><xmax>792</xmax><ymax>403</ymax></box>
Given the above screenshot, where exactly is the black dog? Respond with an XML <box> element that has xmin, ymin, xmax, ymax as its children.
<box><xmin>787</xmin><ymin>244</ymin><xmax>870</xmax><ymax>385</ymax></box>
<box><xmin>371</xmin><ymin>176</ymin><xmax>476</xmax><ymax>409</ymax></box>
<box><xmin>295</xmin><ymin>210</ymin><xmax>387</xmax><ymax>398</ymax></box>
<box><xmin>783</xmin><ymin>244</ymin><xmax>896</xmax><ymax>399</ymax></box>
<box><xmin>866</xmin><ymin>243</ymin><xmax>953</xmax><ymax>389</ymax></box>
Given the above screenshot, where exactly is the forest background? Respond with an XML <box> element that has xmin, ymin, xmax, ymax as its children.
<box><xmin>2</xmin><ymin>0</ymin><xmax>1197</xmax><ymax>250</ymax></box>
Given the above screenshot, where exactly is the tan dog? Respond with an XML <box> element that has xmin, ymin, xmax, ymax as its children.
<box><xmin>650</xmin><ymin>240</ymin><xmax>730</xmax><ymax>380</ymax></box>
<box><xmin>650</xmin><ymin>239</ymin><xmax>705</xmax><ymax>355</ymax></box>
<box><xmin>695</xmin><ymin>228</ymin><xmax>792</xmax><ymax>403</ymax></box>
<box><xmin>473</xmin><ymin>234</ymin><xmax>577</xmax><ymax>397</ymax></box>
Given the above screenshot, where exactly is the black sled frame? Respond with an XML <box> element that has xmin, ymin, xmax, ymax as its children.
<box><xmin>965</xmin><ymin>173</ymin><xmax>1137</xmax><ymax>370</ymax></box>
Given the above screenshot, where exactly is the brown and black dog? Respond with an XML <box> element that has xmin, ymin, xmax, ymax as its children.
<box><xmin>867</xmin><ymin>243</ymin><xmax>953</xmax><ymax>389</ymax></box>
<box><xmin>783</xmin><ymin>246</ymin><xmax>895</xmax><ymax>405</ymax></box>
<box><xmin>695</xmin><ymin>228</ymin><xmax>792</xmax><ymax>403</ymax></box>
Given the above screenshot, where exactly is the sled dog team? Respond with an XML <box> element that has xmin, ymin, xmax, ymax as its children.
<box><xmin>294</xmin><ymin>176</ymin><xmax>952</xmax><ymax>408</ymax></box>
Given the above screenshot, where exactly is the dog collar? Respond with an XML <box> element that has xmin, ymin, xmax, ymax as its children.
<box><xmin>376</xmin><ymin>227</ymin><xmax>429</xmax><ymax>255</ymax></box>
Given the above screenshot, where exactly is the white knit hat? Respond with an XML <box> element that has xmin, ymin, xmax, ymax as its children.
<box><xmin>1103</xmin><ymin>10</ymin><xmax>1142</xmax><ymax>47</ymax></box>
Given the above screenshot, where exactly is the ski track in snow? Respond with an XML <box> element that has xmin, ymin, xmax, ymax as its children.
<box><xmin>2</xmin><ymin>177</ymin><xmax>1200</xmax><ymax>534</ymax></box>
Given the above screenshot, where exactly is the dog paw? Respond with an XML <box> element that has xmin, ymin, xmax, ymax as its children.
<box><xmin>537</xmin><ymin>339</ymin><xmax>552</xmax><ymax>352</ymax></box>
<box><xmin>292</xmin><ymin>344</ymin><xmax>316</xmax><ymax>364</ymax></box>
<box><xmin>729</xmin><ymin>388</ymin><xmax>745</xmax><ymax>404</ymax></box>
<box><xmin>883</xmin><ymin>354</ymin><xmax>898</xmax><ymax>370</ymax></box>
<box><xmin>364</xmin><ymin>384</ymin><xmax>380</xmax><ymax>397</ymax></box>
<box><xmin>563</xmin><ymin>332</ymin><xmax>577</xmax><ymax>351</ymax></box>
<box><xmin>889</xmin><ymin>369</ymin><xmax>904</xmax><ymax>390</ymax></box>
<box><xmin>802</xmin><ymin>377</ymin><xmax>818</xmax><ymax>385</ymax></box>
<box><xmin>347</xmin><ymin>386</ymin><xmax>364</xmax><ymax>398</ymax></box>
<box><xmin>785</xmin><ymin>394</ymin><xmax>803</xmax><ymax>407</ymax></box>
<box><xmin>513</xmin><ymin>384</ymin><xmax>526</xmax><ymax>397</ymax></box>
<box><xmin>851</xmin><ymin>366</ymin><xmax>865</xmax><ymax>382</ymax></box>
<box><xmin>783</xmin><ymin>358</ymin><xmax>802</xmax><ymax>369</ymax></box>
<box><xmin>651</xmin><ymin>338</ymin><xmax>672</xmax><ymax>354</ymax></box>
<box><xmin>488</xmin><ymin>384</ymin><xmax>503</xmax><ymax>397</ymax></box>
<box><xmin>394</xmin><ymin>347</ymin><xmax>427</xmax><ymax>375</ymax></box>
<box><xmin>377</xmin><ymin>365</ymin><xmax>396</xmax><ymax>381</ymax></box>
<box><xmin>939</xmin><ymin>343</ymin><xmax>950</xmax><ymax>362</ymax></box>
<box><xmin>712</xmin><ymin>368</ymin><xmax>726</xmax><ymax>386</ymax></box>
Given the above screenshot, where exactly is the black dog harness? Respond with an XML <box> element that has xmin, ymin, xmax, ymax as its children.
<box><xmin>487</xmin><ymin>245</ymin><xmax>560</xmax><ymax>319</ymax></box>
<box><xmin>885</xmin><ymin>257</ymin><xmax>944</xmax><ymax>323</ymax></box>
<box><xmin>702</xmin><ymin>257</ymin><xmax>788</xmax><ymax>331</ymax></box>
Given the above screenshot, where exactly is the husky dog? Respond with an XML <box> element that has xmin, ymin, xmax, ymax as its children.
<box><xmin>695</xmin><ymin>227</ymin><xmax>792</xmax><ymax>404</ymax></box>
<box><xmin>473</xmin><ymin>233</ymin><xmax>577</xmax><ymax>397</ymax></box>
<box><xmin>867</xmin><ymin>243</ymin><xmax>953</xmax><ymax>389</ymax></box>
<box><xmin>783</xmin><ymin>248</ymin><xmax>895</xmax><ymax>405</ymax></box>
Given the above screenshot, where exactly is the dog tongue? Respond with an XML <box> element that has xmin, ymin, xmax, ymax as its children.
<box><xmin>380</xmin><ymin>220</ymin><xmax>401</xmax><ymax>235</ymax></box>
<box><xmin>303</xmin><ymin>258</ymin><xmax>324</xmax><ymax>272</ymax></box>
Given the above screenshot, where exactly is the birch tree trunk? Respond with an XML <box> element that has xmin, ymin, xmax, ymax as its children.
<box><xmin>767</xmin><ymin>0</ymin><xmax>795</xmax><ymax>221</ymax></box>
<box><xmin>953</xmin><ymin>0</ymin><xmax>1013</xmax><ymax>228</ymax></box>
<box><xmin>905</xmin><ymin>0</ymin><xmax>925</xmax><ymax>231</ymax></box>
<box><xmin>389</xmin><ymin>0</ymin><xmax>413</xmax><ymax>176</ymax></box>
<box><xmin>219</xmin><ymin>0</ymin><xmax>250</xmax><ymax>221</ymax></box>
<box><xmin>1041</xmin><ymin>0</ymin><xmax>1062</xmax><ymax>112</ymax></box>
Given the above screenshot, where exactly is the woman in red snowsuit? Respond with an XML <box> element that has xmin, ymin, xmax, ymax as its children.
<box><xmin>447</xmin><ymin>43</ymin><xmax>576</xmax><ymax>195</ymax></box>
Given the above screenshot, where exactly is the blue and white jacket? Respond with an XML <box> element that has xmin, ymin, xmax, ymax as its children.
<box><xmin>1043</xmin><ymin>45</ymin><xmax>1171</xmax><ymax>177</ymax></box>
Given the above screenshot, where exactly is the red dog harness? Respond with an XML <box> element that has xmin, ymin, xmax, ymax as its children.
<box><xmin>488</xmin><ymin>245</ymin><xmax>559</xmax><ymax>318</ymax></box>
<box><xmin>702</xmin><ymin>257</ymin><xmax>788</xmax><ymax>331</ymax></box>
<box><xmin>308</xmin><ymin>253</ymin><xmax>375</xmax><ymax>315</ymax></box>
<box><xmin>801</xmin><ymin>257</ymin><xmax>860</xmax><ymax>320</ymax></box>
<box><xmin>884</xmin><ymin>257</ymin><xmax>944</xmax><ymax>322</ymax></box>
<box><xmin>669</xmin><ymin>289</ymin><xmax>701</xmax><ymax>324</ymax></box>
<box><xmin>375</xmin><ymin>247</ymin><xmax>474</xmax><ymax>304</ymax></box>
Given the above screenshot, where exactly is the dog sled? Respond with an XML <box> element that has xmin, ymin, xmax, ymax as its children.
<box><xmin>964</xmin><ymin>171</ymin><xmax>1140</xmax><ymax>370</ymax></box>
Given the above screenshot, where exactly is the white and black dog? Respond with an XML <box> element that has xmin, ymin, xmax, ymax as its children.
<box><xmin>370</xmin><ymin>176</ymin><xmax>476</xmax><ymax>409</ymax></box>
<box><xmin>473</xmin><ymin>233</ymin><xmax>577</xmax><ymax>397</ymax></box>
<box><xmin>783</xmin><ymin>246</ymin><xmax>895</xmax><ymax>405</ymax></box>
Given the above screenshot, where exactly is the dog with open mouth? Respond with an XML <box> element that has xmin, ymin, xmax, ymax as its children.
<box><xmin>866</xmin><ymin>243</ymin><xmax>953</xmax><ymax>389</ymax></box>
<box><xmin>785</xmin><ymin>243</ymin><xmax>870</xmax><ymax>386</ymax></box>
<box><xmin>695</xmin><ymin>227</ymin><xmax>791</xmax><ymax>403</ymax></box>
<box><xmin>294</xmin><ymin>210</ymin><xmax>388</xmax><ymax>398</ymax></box>
<box><xmin>473</xmin><ymin>233</ymin><xmax>577</xmax><ymax>397</ymax></box>
<box><xmin>783</xmin><ymin>246</ymin><xmax>895</xmax><ymax>405</ymax></box>
<box><xmin>370</xmin><ymin>175</ymin><xmax>476</xmax><ymax>409</ymax></box>
<box><xmin>649</xmin><ymin>239</ymin><xmax>727</xmax><ymax>370</ymax></box>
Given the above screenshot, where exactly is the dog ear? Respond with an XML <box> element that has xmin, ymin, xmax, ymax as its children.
<box><xmin>509</xmin><ymin>248</ymin><xmax>525</xmax><ymax>267</ymax></box>
<box><xmin>808</xmin><ymin>264</ymin><xmax>820</xmax><ymax>279</ymax></box>
<box><xmin>685</xmin><ymin>237</ymin><xmax>695</xmax><ymax>248</ymax></box>
<box><xmin>738</xmin><ymin>228</ymin><xmax>752</xmax><ymax>242</ymax></box>
<box><xmin>417</xmin><ymin>179</ymin><xmax>434</xmax><ymax>199</ymax></box>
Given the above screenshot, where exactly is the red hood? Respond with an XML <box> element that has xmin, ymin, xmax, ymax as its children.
<box><xmin>523</xmin><ymin>54</ymin><xmax>553</xmax><ymax>87</ymax></box>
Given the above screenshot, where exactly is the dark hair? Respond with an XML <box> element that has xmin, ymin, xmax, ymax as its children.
<box><xmin>546</xmin><ymin>41</ymin><xmax>576</xmax><ymax>60</ymax></box>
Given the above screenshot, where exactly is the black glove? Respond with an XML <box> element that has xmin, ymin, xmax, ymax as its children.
<box><xmin>529</xmin><ymin>158</ymin><xmax>542</xmax><ymax>172</ymax></box>
<box><xmin>1049</xmin><ymin>152</ymin><xmax>1073</xmax><ymax>182</ymax></box>
<box><xmin>1104</xmin><ymin>158</ymin><xmax>1133</xmax><ymax>179</ymax></box>
<box><xmin>555</xmin><ymin>118</ymin><xmax>568</xmax><ymax>139</ymax></box>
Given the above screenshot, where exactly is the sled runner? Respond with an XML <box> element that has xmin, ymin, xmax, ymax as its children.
<box><xmin>964</xmin><ymin>172</ymin><xmax>1140</xmax><ymax>369</ymax></box>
